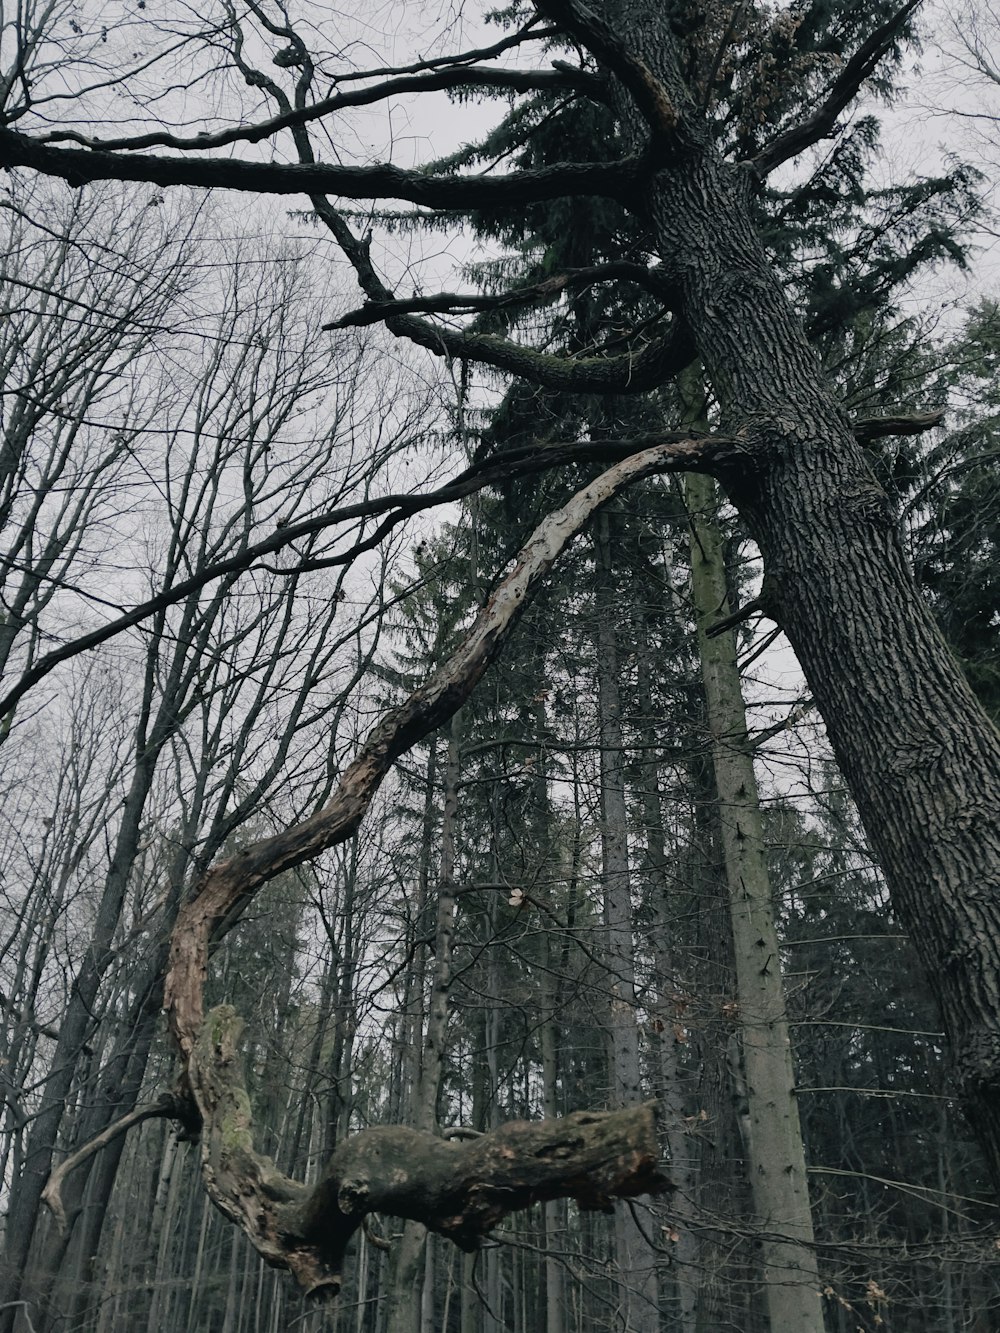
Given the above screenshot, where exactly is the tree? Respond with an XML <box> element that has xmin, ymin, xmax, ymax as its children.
<box><xmin>3</xmin><ymin>0</ymin><xmax>1000</xmax><ymax>1311</ymax></box>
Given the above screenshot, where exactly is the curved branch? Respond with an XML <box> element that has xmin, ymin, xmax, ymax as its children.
<box><xmin>0</xmin><ymin>430</ymin><xmax>721</xmax><ymax>721</ymax></box>
<box><xmin>42</xmin><ymin>1094</ymin><xmax>184</xmax><ymax>1232</ymax></box>
<box><xmin>751</xmin><ymin>0</ymin><xmax>923</xmax><ymax>177</ymax></box>
<box><xmin>189</xmin><ymin>1008</ymin><xmax>667</xmax><ymax>1297</ymax></box>
<box><xmin>153</xmin><ymin>445</ymin><xmax>712</xmax><ymax>1297</ymax></box>
<box><xmin>163</xmin><ymin>436</ymin><xmax>733</xmax><ymax>1055</ymax></box>
<box><xmin>0</xmin><ymin>128</ymin><xmax>639</xmax><ymax>208</ymax></box>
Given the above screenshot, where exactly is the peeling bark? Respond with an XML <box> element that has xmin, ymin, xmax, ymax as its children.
<box><xmin>46</xmin><ymin>448</ymin><xmax>692</xmax><ymax>1298</ymax></box>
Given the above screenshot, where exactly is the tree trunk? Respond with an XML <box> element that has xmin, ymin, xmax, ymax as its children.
<box><xmin>541</xmin><ymin>965</ymin><xmax>565</xmax><ymax>1333</ymax></box>
<box><xmin>634</xmin><ymin>608</ymin><xmax>699</xmax><ymax>1333</ymax></box>
<box><xmin>593</xmin><ymin>511</ymin><xmax>659</xmax><ymax>1333</ymax></box>
<box><xmin>686</xmin><ymin>470</ymin><xmax>822</xmax><ymax>1329</ymax></box>
<box><xmin>385</xmin><ymin>715</ymin><xmax>462</xmax><ymax>1333</ymax></box>
<box><xmin>607</xmin><ymin>0</ymin><xmax>1000</xmax><ymax>1183</ymax></box>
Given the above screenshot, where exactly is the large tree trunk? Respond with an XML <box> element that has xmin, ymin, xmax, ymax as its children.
<box><xmin>607</xmin><ymin>0</ymin><xmax>1000</xmax><ymax>1180</ymax></box>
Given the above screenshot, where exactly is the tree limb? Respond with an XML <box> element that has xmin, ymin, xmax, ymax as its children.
<box><xmin>751</xmin><ymin>0</ymin><xmax>924</xmax><ymax>177</ymax></box>
<box><xmin>328</xmin><ymin>261</ymin><xmax>677</xmax><ymax>328</ymax></box>
<box><xmin>163</xmin><ymin>435</ymin><xmax>737</xmax><ymax>1057</ymax></box>
<box><xmin>534</xmin><ymin>0</ymin><xmax>680</xmax><ymax>142</ymax></box>
<box><xmin>188</xmin><ymin>1007</ymin><xmax>667</xmax><ymax>1297</ymax></box>
<box><xmin>336</xmin><ymin>312</ymin><xmax>691</xmax><ymax>393</ymax></box>
<box><xmin>852</xmin><ymin>409</ymin><xmax>944</xmax><ymax>442</ymax></box>
<box><xmin>312</xmin><ymin>199</ymin><xmax>687</xmax><ymax>390</ymax></box>
<box><xmin>0</xmin><ymin>128</ymin><xmax>639</xmax><ymax>208</ymax></box>
<box><xmin>148</xmin><ymin>445</ymin><xmax>717</xmax><ymax>1297</ymax></box>
<box><xmin>42</xmin><ymin>1094</ymin><xmax>184</xmax><ymax>1233</ymax></box>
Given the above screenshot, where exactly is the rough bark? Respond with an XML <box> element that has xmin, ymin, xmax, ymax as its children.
<box><xmin>593</xmin><ymin>0</ymin><xmax>1000</xmax><ymax>1190</ymax></box>
<box><xmin>687</xmin><ymin>470</ymin><xmax>823</xmax><ymax>1329</ymax></box>
<box><xmin>190</xmin><ymin>1004</ymin><xmax>667</xmax><ymax>1297</ymax></box>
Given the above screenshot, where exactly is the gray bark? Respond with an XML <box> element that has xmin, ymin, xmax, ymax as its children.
<box><xmin>686</xmin><ymin>470</ymin><xmax>822</xmax><ymax>1329</ymax></box>
<box><xmin>634</xmin><ymin>610</ymin><xmax>699</xmax><ymax>1333</ymax></box>
<box><xmin>594</xmin><ymin>511</ymin><xmax>659</xmax><ymax>1333</ymax></box>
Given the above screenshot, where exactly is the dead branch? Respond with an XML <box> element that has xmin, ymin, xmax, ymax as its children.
<box><xmin>852</xmin><ymin>409</ymin><xmax>945</xmax><ymax>442</ymax></box>
<box><xmin>153</xmin><ymin>443</ymin><xmax>730</xmax><ymax>1297</ymax></box>
<box><xmin>189</xmin><ymin>1008</ymin><xmax>666</xmax><ymax>1298</ymax></box>
<box><xmin>42</xmin><ymin>1094</ymin><xmax>184</xmax><ymax>1232</ymax></box>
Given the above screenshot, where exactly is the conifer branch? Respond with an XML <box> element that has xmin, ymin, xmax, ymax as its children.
<box><xmin>751</xmin><ymin>0</ymin><xmax>923</xmax><ymax>177</ymax></box>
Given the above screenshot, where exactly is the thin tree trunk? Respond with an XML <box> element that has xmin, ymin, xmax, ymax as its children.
<box><xmin>541</xmin><ymin>964</ymin><xmax>565</xmax><ymax>1333</ymax></box>
<box><xmin>634</xmin><ymin>608</ymin><xmax>699</xmax><ymax>1333</ymax></box>
<box><xmin>385</xmin><ymin>715</ymin><xmax>462</xmax><ymax>1333</ymax></box>
<box><xmin>686</xmin><ymin>469</ymin><xmax>822</xmax><ymax>1329</ymax></box>
<box><xmin>593</xmin><ymin>510</ymin><xmax>659</xmax><ymax>1333</ymax></box>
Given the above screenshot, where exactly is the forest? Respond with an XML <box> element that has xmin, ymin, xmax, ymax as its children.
<box><xmin>1</xmin><ymin>0</ymin><xmax>1000</xmax><ymax>1329</ymax></box>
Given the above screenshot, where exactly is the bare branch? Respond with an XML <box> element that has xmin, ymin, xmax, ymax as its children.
<box><xmin>852</xmin><ymin>409</ymin><xmax>945</xmax><ymax>442</ymax></box>
<box><xmin>42</xmin><ymin>1094</ymin><xmax>184</xmax><ymax>1232</ymax></box>
<box><xmin>38</xmin><ymin>66</ymin><xmax>606</xmax><ymax>154</ymax></box>
<box><xmin>751</xmin><ymin>0</ymin><xmax>923</xmax><ymax>177</ymax></box>
<box><xmin>704</xmin><ymin>594</ymin><xmax>770</xmax><ymax>639</ymax></box>
<box><xmin>329</xmin><ymin>262</ymin><xmax>676</xmax><ymax>328</ymax></box>
<box><xmin>0</xmin><ymin>429</ymin><xmax>722</xmax><ymax>721</ymax></box>
<box><xmin>338</xmin><ymin>313</ymin><xmax>690</xmax><ymax>392</ymax></box>
<box><xmin>314</xmin><ymin>201</ymin><xmax>687</xmax><ymax>389</ymax></box>
<box><xmin>0</xmin><ymin>128</ymin><xmax>639</xmax><ymax>209</ymax></box>
<box><xmin>163</xmin><ymin>435</ymin><xmax>735</xmax><ymax>1058</ymax></box>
